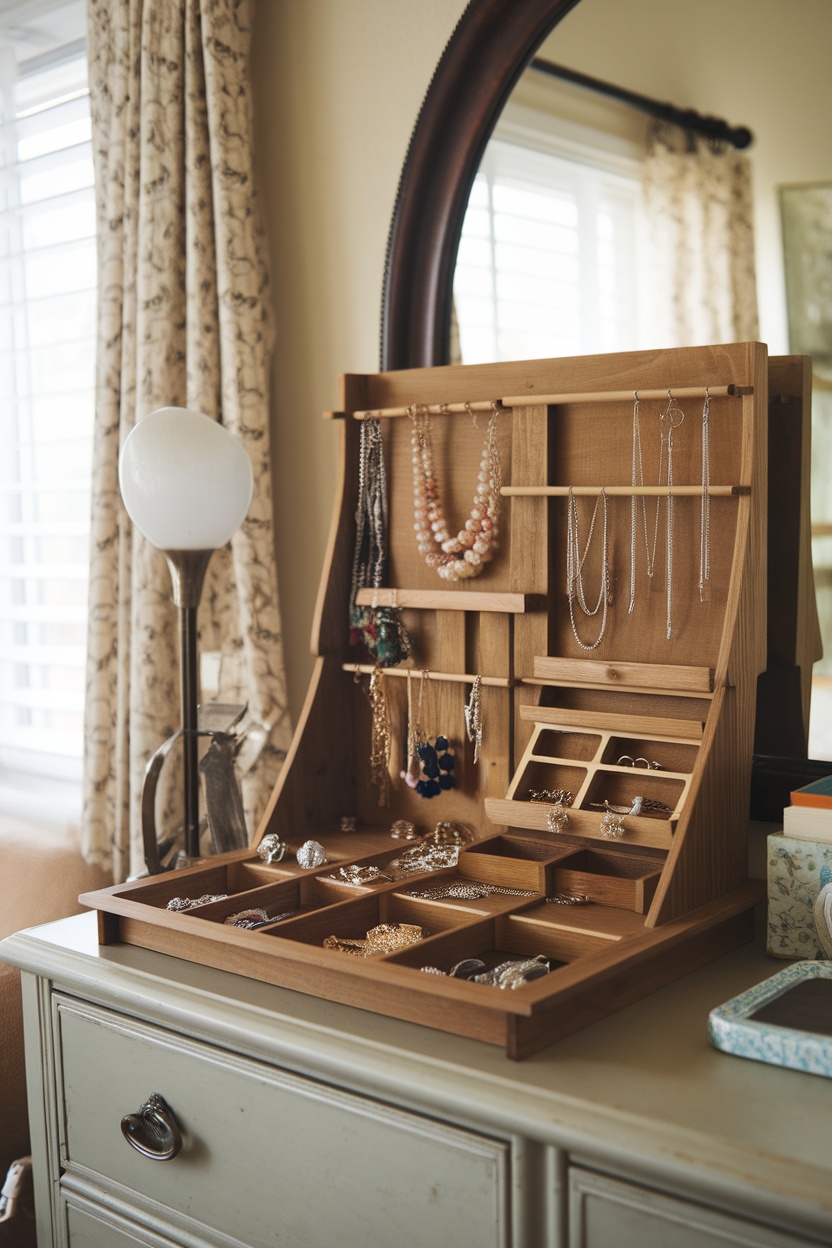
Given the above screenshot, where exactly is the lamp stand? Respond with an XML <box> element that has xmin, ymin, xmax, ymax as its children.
<box><xmin>163</xmin><ymin>549</ymin><xmax>214</xmax><ymax>862</ymax></box>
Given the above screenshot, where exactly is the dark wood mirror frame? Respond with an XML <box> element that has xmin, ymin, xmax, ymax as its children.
<box><xmin>379</xmin><ymin>0</ymin><xmax>827</xmax><ymax>814</ymax></box>
<box><xmin>380</xmin><ymin>0</ymin><xmax>579</xmax><ymax>372</ymax></box>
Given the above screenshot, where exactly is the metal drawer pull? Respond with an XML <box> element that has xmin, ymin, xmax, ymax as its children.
<box><xmin>120</xmin><ymin>1093</ymin><xmax>182</xmax><ymax>1160</ymax></box>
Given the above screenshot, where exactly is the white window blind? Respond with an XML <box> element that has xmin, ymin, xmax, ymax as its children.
<box><xmin>454</xmin><ymin>136</ymin><xmax>645</xmax><ymax>365</ymax></box>
<box><xmin>0</xmin><ymin>0</ymin><xmax>94</xmax><ymax>815</ymax></box>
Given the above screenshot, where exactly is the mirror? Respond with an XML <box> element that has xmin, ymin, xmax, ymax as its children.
<box><xmin>381</xmin><ymin>0</ymin><xmax>832</xmax><ymax>801</ymax></box>
<box><xmin>382</xmin><ymin>0</ymin><xmax>578</xmax><ymax>371</ymax></box>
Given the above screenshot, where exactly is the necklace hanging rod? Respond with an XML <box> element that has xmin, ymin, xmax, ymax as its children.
<box><xmin>351</xmin><ymin>399</ymin><xmax>508</xmax><ymax>420</ymax></box>
<box><xmin>500</xmin><ymin>384</ymin><xmax>750</xmax><ymax>407</ymax></box>
<box><xmin>502</xmin><ymin>485</ymin><xmax>749</xmax><ymax>498</ymax></box>
<box><xmin>346</xmin><ymin>663</ymin><xmax>511</xmax><ymax>688</ymax></box>
<box><xmin>345</xmin><ymin>384</ymin><xmax>750</xmax><ymax>420</ymax></box>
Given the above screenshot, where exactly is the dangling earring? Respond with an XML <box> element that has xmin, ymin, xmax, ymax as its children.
<box><xmin>367</xmin><ymin>667</ymin><xmax>390</xmax><ymax>806</ymax></box>
<box><xmin>402</xmin><ymin>669</ymin><xmax>427</xmax><ymax>787</ymax></box>
<box><xmin>464</xmin><ymin>675</ymin><xmax>482</xmax><ymax>764</ymax></box>
<box><xmin>546</xmin><ymin>804</ymin><xmax>570</xmax><ymax>834</ymax></box>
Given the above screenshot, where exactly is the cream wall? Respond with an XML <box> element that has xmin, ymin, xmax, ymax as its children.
<box><xmin>250</xmin><ymin>0</ymin><xmax>832</xmax><ymax>724</ymax></box>
<box><xmin>250</xmin><ymin>0</ymin><xmax>466</xmax><ymax>721</ymax></box>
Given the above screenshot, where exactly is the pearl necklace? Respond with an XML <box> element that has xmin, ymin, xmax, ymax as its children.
<box><xmin>409</xmin><ymin>403</ymin><xmax>502</xmax><ymax>581</ymax></box>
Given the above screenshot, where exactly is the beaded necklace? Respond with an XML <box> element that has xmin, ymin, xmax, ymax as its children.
<box><xmin>409</xmin><ymin>403</ymin><xmax>502</xmax><ymax>581</ymax></box>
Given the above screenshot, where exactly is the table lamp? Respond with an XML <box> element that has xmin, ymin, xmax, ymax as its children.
<box><xmin>119</xmin><ymin>406</ymin><xmax>254</xmax><ymax>863</ymax></box>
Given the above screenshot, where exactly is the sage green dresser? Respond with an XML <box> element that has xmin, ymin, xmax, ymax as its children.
<box><xmin>3</xmin><ymin>913</ymin><xmax>831</xmax><ymax>1247</ymax></box>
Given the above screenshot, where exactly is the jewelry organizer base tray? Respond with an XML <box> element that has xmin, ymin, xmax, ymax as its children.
<box><xmin>82</xmin><ymin>343</ymin><xmax>816</xmax><ymax>1059</ymax></box>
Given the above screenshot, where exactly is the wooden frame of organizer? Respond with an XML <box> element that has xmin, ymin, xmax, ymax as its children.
<box><xmin>83</xmin><ymin>342</ymin><xmax>809</xmax><ymax>1060</ymax></box>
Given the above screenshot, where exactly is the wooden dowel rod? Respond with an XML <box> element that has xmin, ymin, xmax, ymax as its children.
<box><xmin>501</xmin><ymin>485</ymin><xmax>749</xmax><ymax>497</ymax></box>
<box><xmin>501</xmin><ymin>384</ymin><xmax>750</xmax><ymax>405</ymax></box>
<box><xmin>345</xmin><ymin>664</ymin><xmax>511</xmax><ymax>688</ymax></box>
<box><xmin>340</xmin><ymin>383</ymin><xmax>751</xmax><ymax>421</ymax></box>
<box><xmin>351</xmin><ymin>399</ymin><xmax>507</xmax><ymax>420</ymax></box>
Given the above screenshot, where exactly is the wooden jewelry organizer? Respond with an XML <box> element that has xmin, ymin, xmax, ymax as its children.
<box><xmin>83</xmin><ymin>342</ymin><xmax>809</xmax><ymax>1059</ymax></box>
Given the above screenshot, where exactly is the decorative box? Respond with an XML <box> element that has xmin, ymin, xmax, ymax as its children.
<box><xmin>766</xmin><ymin>833</ymin><xmax>832</xmax><ymax>960</ymax></box>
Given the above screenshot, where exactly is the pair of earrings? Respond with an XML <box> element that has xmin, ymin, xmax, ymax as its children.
<box><xmin>401</xmin><ymin>670</ymin><xmax>457</xmax><ymax>799</ymax></box>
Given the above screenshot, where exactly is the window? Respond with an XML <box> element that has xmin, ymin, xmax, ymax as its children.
<box><xmin>0</xmin><ymin>0</ymin><xmax>94</xmax><ymax>821</ymax></box>
<box><xmin>454</xmin><ymin>124</ymin><xmax>648</xmax><ymax>365</ymax></box>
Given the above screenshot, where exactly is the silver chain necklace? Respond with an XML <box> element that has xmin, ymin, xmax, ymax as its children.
<box><xmin>566</xmin><ymin>486</ymin><xmax>609</xmax><ymax>651</ymax></box>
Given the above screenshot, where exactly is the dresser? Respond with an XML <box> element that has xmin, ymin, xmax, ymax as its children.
<box><xmin>3</xmin><ymin>913</ymin><xmax>832</xmax><ymax>1248</ymax></box>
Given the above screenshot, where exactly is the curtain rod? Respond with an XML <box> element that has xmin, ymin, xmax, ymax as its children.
<box><xmin>529</xmin><ymin>57</ymin><xmax>753</xmax><ymax>150</ymax></box>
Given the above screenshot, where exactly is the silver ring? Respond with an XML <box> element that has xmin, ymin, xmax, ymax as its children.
<box><xmin>257</xmin><ymin>833</ymin><xmax>287</xmax><ymax>864</ymax></box>
<box><xmin>296</xmin><ymin>839</ymin><xmax>327</xmax><ymax>869</ymax></box>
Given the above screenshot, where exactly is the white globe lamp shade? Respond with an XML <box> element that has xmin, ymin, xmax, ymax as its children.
<box><xmin>119</xmin><ymin>407</ymin><xmax>253</xmax><ymax>550</ymax></box>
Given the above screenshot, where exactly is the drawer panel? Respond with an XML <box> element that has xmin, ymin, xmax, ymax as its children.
<box><xmin>56</xmin><ymin>997</ymin><xmax>509</xmax><ymax>1248</ymax></box>
<box><xmin>64</xmin><ymin>1197</ymin><xmax>187</xmax><ymax>1247</ymax></box>
<box><xmin>569</xmin><ymin>1167</ymin><xmax>818</xmax><ymax>1248</ymax></box>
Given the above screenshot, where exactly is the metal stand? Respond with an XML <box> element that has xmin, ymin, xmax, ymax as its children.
<box><xmin>163</xmin><ymin>549</ymin><xmax>213</xmax><ymax>862</ymax></box>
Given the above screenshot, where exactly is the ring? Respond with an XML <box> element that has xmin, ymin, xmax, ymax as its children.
<box><xmin>296</xmin><ymin>839</ymin><xmax>327</xmax><ymax>869</ymax></box>
<box><xmin>257</xmin><ymin>833</ymin><xmax>287</xmax><ymax>864</ymax></box>
<box><xmin>390</xmin><ymin>819</ymin><xmax>418</xmax><ymax>840</ymax></box>
<box><xmin>616</xmin><ymin>755</ymin><xmax>635</xmax><ymax>766</ymax></box>
<box><xmin>635</xmin><ymin>757</ymin><xmax>662</xmax><ymax>770</ymax></box>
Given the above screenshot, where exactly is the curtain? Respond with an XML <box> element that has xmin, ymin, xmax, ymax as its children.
<box><xmin>642</xmin><ymin>122</ymin><xmax>760</xmax><ymax>347</ymax></box>
<box><xmin>82</xmin><ymin>0</ymin><xmax>292</xmax><ymax>881</ymax></box>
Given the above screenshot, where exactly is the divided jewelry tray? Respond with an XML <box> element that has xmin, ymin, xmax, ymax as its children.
<box><xmin>82</xmin><ymin>343</ymin><xmax>814</xmax><ymax>1059</ymax></box>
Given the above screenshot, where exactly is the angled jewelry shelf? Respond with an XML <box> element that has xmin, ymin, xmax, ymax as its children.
<box><xmin>84</xmin><ymin>342</ymin><xmax>812</xmax><ymax>1059</ymax></box>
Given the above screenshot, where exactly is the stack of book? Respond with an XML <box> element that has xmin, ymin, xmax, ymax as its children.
<box><xmin>767</xmin><ymin>773</ymin><xmax>832</xmax><ymax>959</ymax></box>
<box><xmin>781</xmin><ymin>775</ymin><xmax>832</xmax><ymax>842</ymax></box>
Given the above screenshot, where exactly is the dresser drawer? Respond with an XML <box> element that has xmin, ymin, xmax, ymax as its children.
<box><xmin>569</xmin><ymin>1167</ymin><xmax>819</xmax><ymax>1248</ymax></box>
<box><xmin>55</xmin><ymin>996</ymin><xmax>510</xmax><ymax>1248</ymax></box>
<box><xmin>63</xmin><ymin>1193</ymin><xmax>193</xmax><ymax>1247</ymax></box>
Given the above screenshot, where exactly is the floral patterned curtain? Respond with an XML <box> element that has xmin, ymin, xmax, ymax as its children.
<box><xmin>82</xmin><ymin>0</ymin><xmax>291</xmax><ymax>881</ymax></box>
<box><xmin>643</xmin><ymin>122</ymin><xmax>760</xmax><ymax>346</ymax></box>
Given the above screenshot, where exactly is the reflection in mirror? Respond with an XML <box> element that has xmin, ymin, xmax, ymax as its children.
<box><xmin>453</xmin><ymin>60</ymin><xmax>756</xmax><ymax>365</ymax></box>
<box><xmin>443</xmin><ymin>0</ymin><xmax>832</xmax><ymax>759</ymax></box>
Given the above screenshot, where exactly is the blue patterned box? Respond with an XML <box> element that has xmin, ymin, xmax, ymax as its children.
<box><xmin>767</xmin><ymin>833</ymin><xmax>832</xmax><ymax>959</ymax></box>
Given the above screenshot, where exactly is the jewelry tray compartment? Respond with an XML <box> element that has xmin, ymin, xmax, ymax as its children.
<box><xmin>582</xmin><ymin>770</ymin><xmax>685</xmax><ymax>819</ymax></box>
<box><xmin>386</xmin><ymin>912</ymin><xmax>608</xmax><ymax>982</ymax></box>
<box><xmin>265</xmin><ymin>889</ymin><xmax>473</xmax><ymax>955</ymax></box>
<box><xmin>550</xmin><ymin>848</ymin><xmax>665</xmax><ymax>914</ymax></box>
<box><xmin>599</xmin><ymin>736</ymin><xmax>698</xmax><ymax>774</ymax></box>
<box><xmin>458</xmin><ymin>835</ymin><xmax>575</xmax><ymax>890</ymax></box>
<box><xmin>529</xmin><ymin>729</ymin><xmax>601</xmax><ymax>762</ymax></box>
